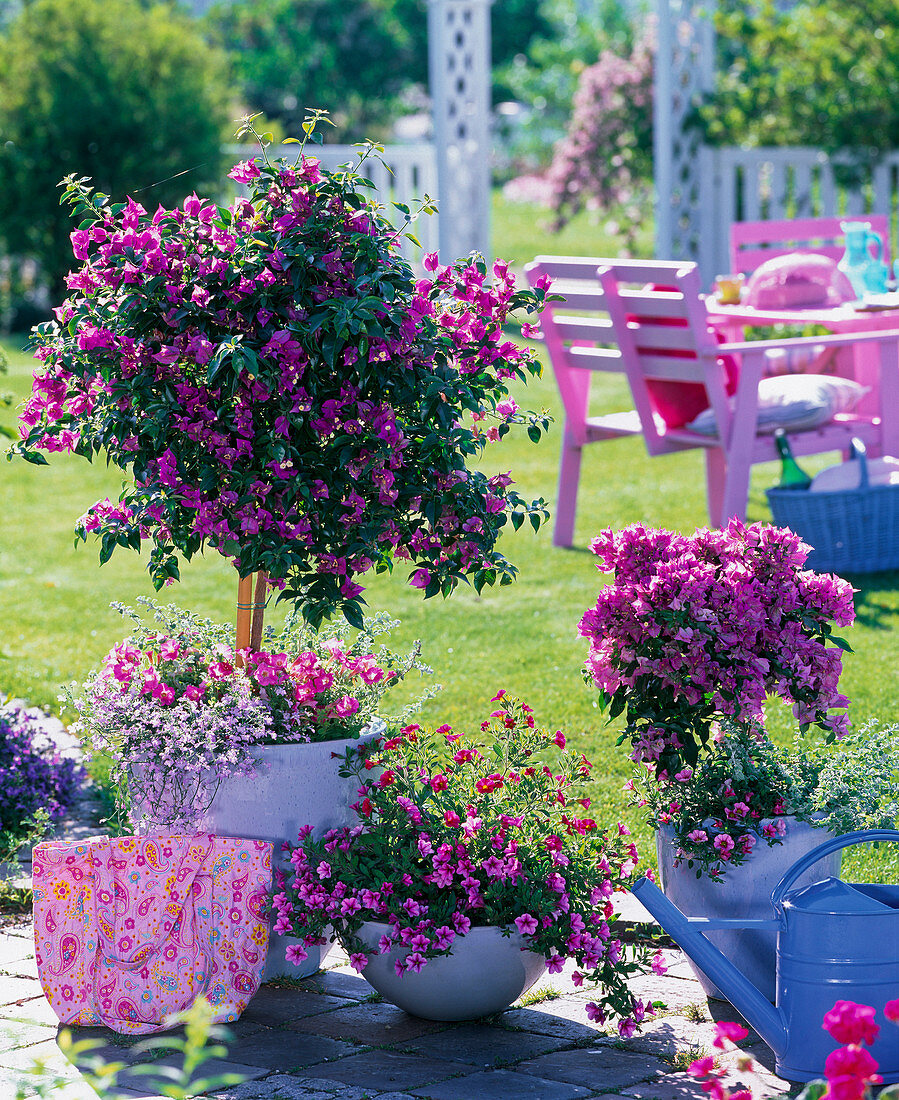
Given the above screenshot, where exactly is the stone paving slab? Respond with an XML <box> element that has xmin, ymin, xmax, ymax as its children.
<box><xmin>298</xmin><ymin>971</ymin><xmax>372</xmax><ymax>1001</ymax></box>
<box><xmin>216</xmin><ymin>1028</ymin><xmax>357</xmax><ymax>1074</ymax></box>
<box><xmin>216</xmin><ymin>1075</ymin><xmax>388</xmax><ymax>1100</ymax></box>
<box><xmin>396</xmin><ymin>1022</ymin><xmax>571</xmax><ymax>1067</ymax></box>
<box><xmin>0</xmin><ymin>920</ymin><xmax>803</xmax><ymax>1099</ymax></box>
<box><xmin>292</xmin><ymin>1002</ymin><xmax>449</xmax><ymax>1044</ymax></box>
<box><xmin>239</xmin><ymin>989</ymin><xmax>352</xmax><ymax>1028</ymax></box>
<box><xmin>112</xmin><ymin>1055</ymin><xmax>270</xmax><ymax>1094</ymax></box>
<box><xmin>410</xmin><ymin>1067</ymin><xmax>595</xmax><ymax>1099</ymax></box>
<box><xmin>299</xmin><ymin>1048</ymin><xmax>463</xmax><ymax>1092</ymax></box>
<box><xmin>500</xmin><ymin>1004</ymin><xmax>602</xmax><ymax>1042</ymax></box>
<box><xmin>514</xmin><ymin>1046</ymin><xmax>665</xmax><ymax>1092</ymax></box>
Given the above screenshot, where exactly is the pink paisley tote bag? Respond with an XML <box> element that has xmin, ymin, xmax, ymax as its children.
<box><xmin>32</xmin><ymin>833</ymin><xmax>272</xmax><ymax>1034</ymax></box>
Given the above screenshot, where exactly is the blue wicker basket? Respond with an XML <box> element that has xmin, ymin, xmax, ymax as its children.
<box><xmin>766</xmin><ymin>439</ymin><xmax>899</xmax><ymax>574</ymax></box>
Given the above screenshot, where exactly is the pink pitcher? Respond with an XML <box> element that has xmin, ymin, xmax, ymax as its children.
<box><xmin>32</xmin><ymin>833</ymin><xmax>272</xmax><ymax>1034</ymax></box>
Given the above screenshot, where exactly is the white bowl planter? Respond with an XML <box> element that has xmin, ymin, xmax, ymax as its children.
<box><xmin>355</xmin><ymin>922</ymin><xmax>546</xmax><ymax>1020</ymax></box>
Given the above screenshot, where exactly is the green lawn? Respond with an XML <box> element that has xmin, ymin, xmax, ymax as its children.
<box><xmin>3</xmin><ymin>189</ymin><xmax>899</xmax><ymax>874</ymax></box>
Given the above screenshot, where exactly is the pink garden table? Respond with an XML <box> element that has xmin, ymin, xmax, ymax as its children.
<box><xmin>706</xmin><ymin>294</ymin><xmax>899</xmax><ymax>420</ymax></box>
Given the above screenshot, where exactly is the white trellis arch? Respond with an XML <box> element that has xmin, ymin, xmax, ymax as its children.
<box><xmin>653</xmin><ymin>0</ymin><xmax>716</xmax><ymax>272</ymax></box>
<box><xmin>654</xmin><ymin>0</ymin><xmax>899</xmax><ymax>283</ymax></box>
<box><xmin>428</xmin><ymin>0</ymin><xmax>493</xmax><ymax>261</ymax></box>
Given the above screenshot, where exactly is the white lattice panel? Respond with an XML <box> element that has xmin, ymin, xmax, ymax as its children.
<box><xmin>654</xmin><ymin>0</ymin><xmax>716</xmax><ymax>266</ymax></box>
<box><xmin>428</xmin><ymin>0</ymin><xmax>492</xmax><ymax>261</ymax></box>
<box><xmin>223</xmin><ymin>143</ymin><xmax>439</xmax><ymax>264</ymax></box>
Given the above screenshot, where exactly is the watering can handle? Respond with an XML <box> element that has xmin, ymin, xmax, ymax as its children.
<box><xmin>770</xmin><ymin>828</ymin><xmax>899</xmax><ymax>909</ymax></box>
<box><xmin>868</xmin><ymin>230</ymin><xmax>884</xmax><ymax>261</ymax></box>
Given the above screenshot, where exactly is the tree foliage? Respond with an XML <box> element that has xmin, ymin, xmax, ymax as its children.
<box><xmin>0</xmin><ymin>0</ymin><xmax>231</xmax><ymax>298</ymax></box>
<box><xmin>206</xmin><ymin>0</ymin><xmax>419</xmax><ymax>144</ymax></box>
<box><xmin>205</xmin><ymin>0</ymin><xmax>563</xmax><ymax>144</ymax></box>
<box><xmin>700</xmin><ymin>0</ymin><xmax>899</xmax><ymax>155</ymax></box>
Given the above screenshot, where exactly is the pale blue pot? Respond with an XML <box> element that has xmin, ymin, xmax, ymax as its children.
<box><xmin>656</xmin><ymin>818</ymin><xmax>840</xmax><ymax>1002</ymax></box>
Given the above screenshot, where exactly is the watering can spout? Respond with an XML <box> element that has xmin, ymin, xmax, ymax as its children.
<box><xmin>631</xmin><ymin>877</ymin><xmax>787</xmax><ymax>1055</ymax></box>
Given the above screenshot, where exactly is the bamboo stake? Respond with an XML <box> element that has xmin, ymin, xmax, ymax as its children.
<box><xmin>250</xmin><ymin>571</ymin><xmax>268</xmax><ymax>652</ymax></box>
<box><xmin>235</xmin><ymin>572</ymin><xmax>254</xmax><ymax>666</ymax></box>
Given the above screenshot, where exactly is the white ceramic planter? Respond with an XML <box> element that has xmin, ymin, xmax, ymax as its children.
<box><xmin>355</xmin><ymin>922</ymin><xmax>546</xmax><ymax>1020</ymax></box>
<box><xmin>199</xmin><ymin>737</ymin><xmax>370</xmax><ymax>980</ymax></box>
<box><xmin>656</xmin><ymin>818</ymin><xmax>840</xmax><ymax>1002</ymax></box>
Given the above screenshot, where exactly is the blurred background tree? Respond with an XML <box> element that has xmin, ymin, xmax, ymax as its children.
<box><xmin>204</xmin><ymin>0</ymin><xmax>563</xmax><ymax>145</ymax></box>
<box><xmin>204</xmin><ymin>0</ymin><xmax>420</xmax><ymax>143</ymax></box>
<box><xmin>498</xmin><ymin>0</ymin><xmax>635</xmax><ymax>164</ymax></box>
<box><xmin>0</xmin><ymin>0</ymin><xmax>231</xmax><ymax>309</ymax></box>
<box><xmin>700</xmin><ymin>0</ymin><xmax>899</xmax><ymax>155</ymax></box>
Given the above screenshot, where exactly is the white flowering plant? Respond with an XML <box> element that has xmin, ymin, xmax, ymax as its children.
<box><xmin>66</xmin><ymin>599</ymin><xmax>434</xmax><ymax>829</ymax></box>
<box><xmin>634</xmin><ymin>720</ymin><xmax>899</xmax><ymax>880</ymax></box>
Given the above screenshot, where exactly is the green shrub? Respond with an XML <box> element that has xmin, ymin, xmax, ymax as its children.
<box><xmin>700</xmin><ymin>0</ymin><xmax>899</xmax><ymax>156</ymax></box>
<box><xmin>0</xmin><ymin>0</ymin><xmax>231</xmax><ymax>300</ymax></box>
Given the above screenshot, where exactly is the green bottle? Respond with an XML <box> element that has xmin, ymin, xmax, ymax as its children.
<box><xmin>774</xmin><ymin>429</ymin><xmax>812</xmax><ymax>489</ymax></box>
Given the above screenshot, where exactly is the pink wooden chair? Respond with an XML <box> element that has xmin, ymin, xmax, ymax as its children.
<box><xmin>730</xmin><ymin>215</ymin><xmax>891</xmax><ymax>276</ymax></box>
<box><xmin>599</xmin><ymin>259</ymin><xmax>899</xmax><ymax>527</ymax></box>
<box><xmin>525</xmin><ymin>256</ymin><xmax>690</xmax><ymax>546</ymax></box>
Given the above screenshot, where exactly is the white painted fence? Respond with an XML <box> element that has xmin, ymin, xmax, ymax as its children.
<box><xmin>222</xmin><ymin>143</ymin><xmax>440</xmax><ymax>264</ymax></box>
<box><xmin>697</xmin><ymin>146</ymin><xmax>899</xmax><ymax>283</ymax></box>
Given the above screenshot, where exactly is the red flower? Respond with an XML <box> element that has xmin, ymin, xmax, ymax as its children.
<box><xmin>823</xmin><ymin>1045</ymin><xmax>881</xmax><ymax>1100</ymax></box>
<box><xmin>823</xmin><ymin>1001</ymin><xmax>880</xmax><ymax>1047</ymax></box>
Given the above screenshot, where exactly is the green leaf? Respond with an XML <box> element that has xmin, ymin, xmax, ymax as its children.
<box><xmin>830</xmin><ymin>635</ymin><xmax>853</xmax><ymax>653</ymax></box>
<box><xmin>19</xmin><ymin>449</ymin><xmax>49</xmax><ymax>466</ymax></box>
<box><xmin>341</xmin><ymin>600</ymin><xmax>365</xmax><ymax>630</ymax></box>
<box><xmin>793</xmin><ymin>1082</ymin><xmax>828</xmax><ymax>1100</ymax></box>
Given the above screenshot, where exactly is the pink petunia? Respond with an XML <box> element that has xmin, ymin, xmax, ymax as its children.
<box><xmin>514</xmin><ymin>913</ymin><xmax>538</xmax><ymax>935</ymax></box>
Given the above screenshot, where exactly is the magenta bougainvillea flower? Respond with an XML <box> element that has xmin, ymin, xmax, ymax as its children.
<box><xmin>13</xmin><ymin>118</ymin><xmax>551</xmax><ymax>626</ymax></box>
<box><xmin>579</xmin><ymin>519</ymin><xmax>855</xmax><ymax>778</ymax></box>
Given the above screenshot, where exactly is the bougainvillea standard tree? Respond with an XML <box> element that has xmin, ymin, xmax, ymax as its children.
<box><xmin>12</xmin><ymin>116</ymin><xmax>551</xmax><ymax>638</ymax></box>
<box><xmin>579</xmin><ymin>520</ymin><xmax>854</xmax><ymax>779</ymax></box>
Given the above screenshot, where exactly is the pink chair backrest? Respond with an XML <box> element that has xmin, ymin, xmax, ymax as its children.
<box><xmin>730</xmin><ymin>215</ymin><xmax>891</xmax><ymax>276</ymax></box>
<box><xmin>525</xmin><ymin>256</ymin><xmax>719</xmax><ymax>438</ymax></box>
<box><xmin>597</xmin><ymin>261</ymin><xmax>737</xmax><ymax>448</ymax></box>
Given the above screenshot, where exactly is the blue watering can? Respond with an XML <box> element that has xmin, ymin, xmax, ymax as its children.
<box><xmin>632</xmin><ymin>829</ymin><xmax>899</xmax><ymax>1083</ymax></box>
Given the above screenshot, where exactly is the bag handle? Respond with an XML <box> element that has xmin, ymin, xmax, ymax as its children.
<box><xmin>91</xmin><ymin>835</ymin><xmax>211</xmax><ymax>965</ymax></box>
<box><xmin>850</xmin><ymin>437</ymin><xmax>870</xmax><ymax>489</ymax></box>
<box><xmin>770</xmin><ymin>828</ymin><xmax>899</xmax><ymax>909</ymax></box>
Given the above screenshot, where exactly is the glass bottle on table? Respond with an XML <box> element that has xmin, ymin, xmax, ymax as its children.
<box><xmin>773</xmin><ymin>429</ymin><xmax>812</xmax><ymax>490</ymax></box>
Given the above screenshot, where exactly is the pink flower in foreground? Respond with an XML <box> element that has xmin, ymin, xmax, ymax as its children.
<box><xmin>886</xmin><ymin>1000</ymin><xmax>899</xmax><ymax>1023</ymax></box>
<box><xmin>824</xmin><ymin>1045</ymin><xmax>881</xmax><ymax>1100</ymax></box>
<box><xmin>713</xmin><ymin>1021</ymin><xmax>748</xmax><ymax>1049</ymax></box>
<box><xmin>285</xmin><ymin>943</ymin><xmax>308</xmax><ymax>965</ymax></box>
<box><xmin>823</xmin><ymin>1001</ymin><xmax>880</xmax><ymax>1047</ymax></box>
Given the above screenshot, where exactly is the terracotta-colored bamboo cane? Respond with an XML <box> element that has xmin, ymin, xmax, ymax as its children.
<box><xmin>250</xmin><ymin>570</ymin><xmax>268</xmax><ymax>651</ymax></box>
<box><xmin>235</xmin><ymin>573</ymin><xmax>254</xmax><ymax>666</ymax></box>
